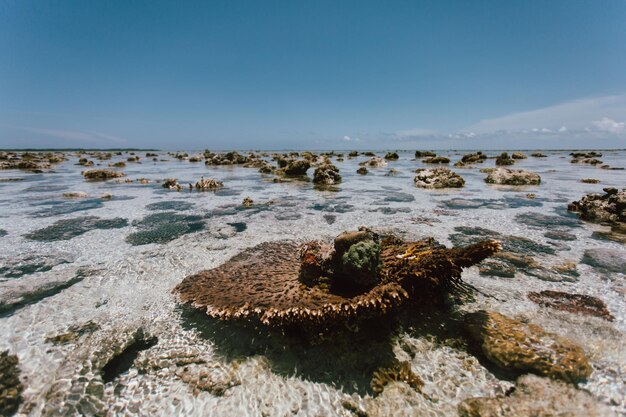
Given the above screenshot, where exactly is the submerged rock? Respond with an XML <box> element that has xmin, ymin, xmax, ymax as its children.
<box><xmin>568</xmin><ymin>188</ymin><xmax>625</xmax><ymax>224</ymax></box>
<box><xmin>581</xmin><ymin>248</ymin><xmax>626</xmax><ymax>273</ymax></box>
<box><xmin>0</xmin><ymin>350</ymin><xmax>23</xmax><ymax>416</ymax></box>
<box><xmin>175</xmin><ymin>229</ymin><xmax>500</xmax><ymax>327</ymax></box>
<box><xmin>458</xmin><ymin>374</ymin><xmax>615</xmax><ymax>417</ymax></box>
<box><xmin>484</xmin><ymin>168</ymin><xmax>541</xmax><ymax>185</ymax></box>
<box><xmin>464</xmin><ymin>310</ymin><xmax>592</xmax><ymax>383</ymax></box>
<box><xmin>24</xmin><ymin>216</ymin><xmax>128</xmax><ymax>241</ymax></box>
<box><xmin>313</xmin><ymin>163</ymin><xmax>342</xmax><ymax>185</ymax></box>
<box><xmin>414</xmin><ymin>167</ymin><xmax>465</xmax><ymax>189</ymax></box>
<box><xmin>357</xmin><ymin>167</ymin><xmax>368</xmax><ymax>175</ymax></box>
<box><xmin>528</xmin><ymin>290</ymin><xmax>614</xmax><ymax>321</ymax></box>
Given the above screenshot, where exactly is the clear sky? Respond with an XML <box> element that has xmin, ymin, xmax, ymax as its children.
<box><xmin>1</xmin><ymin>0</ymin><xmax>625</xmax><ymax>149</ymax></box>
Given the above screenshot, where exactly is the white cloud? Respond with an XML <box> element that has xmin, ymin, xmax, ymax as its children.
<box><xmin>593</xmin><ymin>117</ymin><xmax>625</xmax><ymax>134</ymax></box>
<box><xmin>463</xmin><ymin>94</ymin><xmax>626</xmax><ymax>136</ymax></box>
<box><xmin>343</xmin><ymin>135</ymin><xmax>351</xmax><ymax>141</ymax></box>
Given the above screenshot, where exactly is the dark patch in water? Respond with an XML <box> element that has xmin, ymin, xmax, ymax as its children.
<box><xmin>311</xmin><ymin>202</ymin><xmax>355</xmax><ymax>213</ymax></box>
<box><xmin>275</xmin><ymin>212</ymin><xmax>301</xmax><ymax>221</ymax></box>
<box><xmin>515</xmin><ymin>212</ymin><xmax>580</xmax><ymax>229</ymax></box>
<box><xmin>0</xmin><ymin>229</ymin><xmax>6</xmax><ymax>237</ymax></box>
<box><xmin>0</xmin><ymin>269</ymin><xmax>88</xmax><ymax>317</ymax></box>
<box><xmin>383</xmin><ymin>192</ymin><xmax>415</xmax><ymax>203</ymax></box>
<box><xmin>214</xmin><ymin>188</ymin><xmax>242</xmax><ymax>197</ymax></box>
<box><xmin>227</xmin><ymin>222</ymin><xmax>247</xmax><ymax>232</ymax></box>
<box><xmin>101</xmin><ymin>331</ymin><xmax>158</xmax><ymax>383</ymax></box>
<box><xmin>441</xmin><ymin>196</ymin><xmax>543</xmax><ymax>210</ymax></box>
<box><xmin>29</xmin><ymin>198</ymin><xmax>104</xmax><ymax>217</ymax></box>
<box><xmin>145</xmin><ymin>200</ymin><xmax>195</xmax><ymax>211</ymax></box>
<box><xmin>126</xmin><ymin>211</ymin><xmax>204</xmax><ymax>245</ymax></box>
<box><xmin>25</xmin><ymin>216</ymin><xmax>128</xmax><ymax>241</ymax></box>
<box><xmin>24</xmin><ymin>184</ymin><xmax>69</xmax><ymax>193</ymax></box>
<box><xmin>369</xmin><ymin>207</ymin><xmax>411</xmax><ymax>215</ymax></box>
<box><xmin>0</xmin><ymin>254</ymin><xmax>72</xmax><ymax>279</ymax></box>
<box><xmin>323</xmin><ymin>214</ymin><xmax>336</xmax><ymax>224</ymax></box>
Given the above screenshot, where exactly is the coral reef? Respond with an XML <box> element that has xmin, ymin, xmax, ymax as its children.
<box><xmin>414</xmin><ymin>167</ymin><xmax>465</xmax><ymax>189</ymax></box>
<box><xmin>0</xmin><ymin>350</ymin><xmax>23</xmax><ymax>416</ymax></box>
<box><xmin>511</xmin><ymin>152</ymin><xmax>527</xmax><ymax>159</ymax></box>
<box><xmin>357</xmin><ymin>167</ymin><xmax>368</xmax><ymax>175</ymax></box>
<box><xmin>414</xmin><ymin>151</ymin><xmax>436</xmax><ymax>158</ymax></box>
<box><xmin>175</xmin><ymin>229</ymin><xmax>500</xmax><ymax>327</ymax></box>
<box><xmin>568</xmin><ymin>188</ymin><xmax>625</xmax><ymax>223</ymax></box>
<box><xmin>384</xmin><ymin>152</ymin><xmax>399</xmax><ymax>160</ymax></box>
<box><xmin>484</xmin><ymin>168</ymin><xmax>541</xmax><ymax>186</ymax></box>
<box><xmin>162</xmin><ymin>178</ymin><xmax>182</xmax><ymax>191</ymax></box>
<box><xmin>458</xmin><ymin>374</ymin><xmax>615</xmax><ymax>417</ymax></box>
<box><xmin>464</xmin><ymin>311</ymin><xmax>592</xmax><ymax>383</ymax></box>
<box><xmin>528</xmin><ymin>290</ymin><xmax>613</xmax><ymax>321</ymax></box>
<box><xmin>279</xmin><ymin>159</ymin><xmax>311</xmax><ymax>176</ymax></box>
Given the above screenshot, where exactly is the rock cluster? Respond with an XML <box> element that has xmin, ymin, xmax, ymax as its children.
<box><xmin>162</xmin><ymin>178</ymin><xmax>182</xmax><ymax>191</ymax></box>
<box><xmin>464</xmin><ymin>310</ymin><xmax>592</xmax><ymax>383</ymax></box>
<box><xmin>568</xmin><ymin>188</ymin><xmax>625</xmax><ymax>223</ymax></box>
<box><xmin>194</xmin><ymin>177</ymin><xmax>224</xmax><ymax>191</ymax></box>
<box><xmin>421</xmin><ymin>156</ymin><xmax>450</xmax><ymax>164</ymax></box>
<box><xmin>484</xmin><ymin>167</ymin><xmax>541</xmax><ymax>185</ymax></box>
<box><xmin>0</xmin><ymin>151</ymin><xmax>66</xmax><ymax>172</ymax></box>
<box><xmin>414</xmin><ymin>167</ymin><xmax>465</xmax><ymax>189</ymax></box>
<box><xmin>414</xmin><ymin>151</ymin><xmax>436</xmax><ymax>158</ymax></box>
<box><xmin>278</xmin><ymin>159</ymin><xmax>311</xmax><ymax>176</ymax></box>
<box><xmin>204</xmin><ymin>151</ymin><xmax>249</xmax><ymax>165</ymax></box>
<box><xmin>512</xmin><ymin>152</ymin><xmax>527</xmax><ymax>159</ymax></box>
<box><xmin>359</xmin><ymin>157</ymin><xmax>388</xmax><ymax>168</ymax></box>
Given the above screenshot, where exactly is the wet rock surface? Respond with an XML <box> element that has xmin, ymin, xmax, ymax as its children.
<box><xmin>464</xmin><ymin>311</ymin><xmax>592</xmax><ymax>383</ymax></box>
<box><xmin>126</xmin><ymin>212</ymin><xmax>204</xmax><ymax>245</ymax></box>
<box><xmin>581</xmin><ymin>248</ymin><xmax>626</xmax><ymax>273</ymax></box>
<box><xmin>458</xmin><ymin>374</ymin><xmax>615</xmax><ymax>417</ymax></box>
<box><xmin>82</xmin><ymin>169</ymin><xmax>125</xmax><ymax>180</ymax></box>
<box><xmin>313</xmin><ymin>163</ymin><xmax>342</xmax><ymax>185</ymax></box>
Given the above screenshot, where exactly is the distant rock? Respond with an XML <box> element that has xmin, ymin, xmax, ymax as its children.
<box><xmin>414</xmin><ymin>167</ymin><xmax>465</xmax><ymax>189</ymax></box>
<box><xmin>384</xmin><ymin>152</ymin><xmax>399</xmax><ymax>160</ymax></box>
<box><xmin>414</xmin><ymin>150</ymin><xmax>436</xmax><ymax>158</ymax></box>
<box><xmin>195</xmin><ymin>177</ymin><xmax>224</xmax><ymax>191</ymax></box>
<box><xmin>531</xmin><ymin>152</ymin><xmax>547</xmax><ymax>157</ymax></box>
<box><xmin>359</xmin><ymin>157</ymin><xmax>387</xmax><ymax>168</ymax></box>
<box><xmin>511</xmin><ymin>152</ymin><xmax>527</xmax><ymax>159</ymax></box>
<box><xmin>421</xmin><ymin>156</ymin><xmax>450</xmax><ymax>164</ymax></box>
<box><xmin>495</xmin><ymin>152</ymin><xmax>515</xmax><ymax>166</ymax></box>
<box><xmin>357</xmin><ymin>167</ymin><xmax>368</xmax><ymax>175</ymax></box>
<box><xmin>484</xmin><ymin>167</ymin><xmax>541</xmax><ymax>185</ymax></box>
<box><xmin>63</xmin><ymin>191</ymin><xmax>89</xmax><ymax>199</ymax></box>
<box><xmin>280</xmin><ymin>159</ymin><xmax>311</xmax><ymax>176</ymax></box>
<box><xmin>464</xmin><ymin>310</ymin><xmax>592</xmax><ymax>383</ymax></box>
<box><xmin>82</xmin><ymin>169</ymin><xmax>125</xmax><ymax>180</ymax></box>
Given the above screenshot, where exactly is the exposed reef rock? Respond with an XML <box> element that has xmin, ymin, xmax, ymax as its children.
<box><xmin>162</xmin><ymin>178</ymin><xmax>182</xmax><ymax>191</ymax></box>
<box><xmin>204</xmin><ymin>151</ymin><xmax>249</xmax><ymax>165</ymax></box>
<box><xmin>278</xmin><ymin>159</ymin><xmax>311</xmax><ymax>177</ymax></box>
<box><xmin>511</xmin><ymin>152</ymin><xmax>527</xmax><ymax>159</ymax></box>
<box><xmin>82</xmin><ymin>169</ymin><xmax>125</xmax><ymax>180</ymax></box>
<box><xmin>384</xmin><ymin>152</ymin><xmax>399</xmax><ymax>160</ymax></box>
<box><xmin>531</xmin><ymin>152</ymin><xmax>547</xmax><ymax>157</ymax></box>
<box><xmin>414</xmin><ymin>167</ymin><xmax>465</xmax><ymax>189</ymax></box>
<box><xmin>0</xmin><ymin>350</ymin><xmax>23</xmax><ymax>416</ymax></box>
<box><xmin>568</xmin><ymin>188</ymin><xmax>625</xmax><ymax>223</ymax></box>
<box><xmin>484</xmin><ymin>168</ymin><xmax>541</xmax><ymax>186</ymax></box>
<box><xmin>458</xmin><ymin>374</ymin><xmax>615</xmax><ymax>417</ymax></box>
<box><xmin>357</xmin><ymin>167</ymin><xmax>368</xmax><ymax>175</ymax></box>
<box><xmin>495</xmin><ymin>152</ymin><xmax>515</xmax><ymax>166</ymax></box>
<box><xmin>528</xmin><ymin>290</ymin><xmax>614</xmax><ymax>321</ymax></box>
<box><xmin>359</xmin><ymin>157</ymin><xmax>388</xmax><ymax>168</ymax></box>
<box><xmin>195</xmin><ymin>177</ymin><xmax>224</xmax><ymax>191</ymax></box>
<box><xmin>313</xmin><ymin>163</ymin><xmax>342</xmax><ymax>185</ymax></box>
<box><xmin>464</xmin><ymin>310</ymin><xmax>592</xmax><ymax>383</ymax></box>
<box><xmin>0</xmin><ymin>151</ymin><xmax>66</xmax><ymax>172</ymax></box>
<box><xmin>175</xmin><ymin>228</ymin><xmax>500</xmax><ymax>327</ymax></box>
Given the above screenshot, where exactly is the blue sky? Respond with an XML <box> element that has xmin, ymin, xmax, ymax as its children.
<box><xmin>1</xmin><ymin>0</ymin><xmax>625</xmax><ymax>149</ymax></box>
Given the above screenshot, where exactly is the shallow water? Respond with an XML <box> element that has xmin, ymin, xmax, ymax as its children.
<box><xmin>0</xmin><ymin>150</ymin><xmax>624</xmax><ymax>416</ymax></box>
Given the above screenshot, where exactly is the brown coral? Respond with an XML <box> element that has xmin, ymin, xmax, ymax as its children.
<box><xmin>174</xmin><ymin>232</ymin><xmax>500</xmax><ymax>327</ymax></box>
<box><xmin>371</xmin><ymin>361</ymin><xmax>423</xmax><ymax>396</ymax></box>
